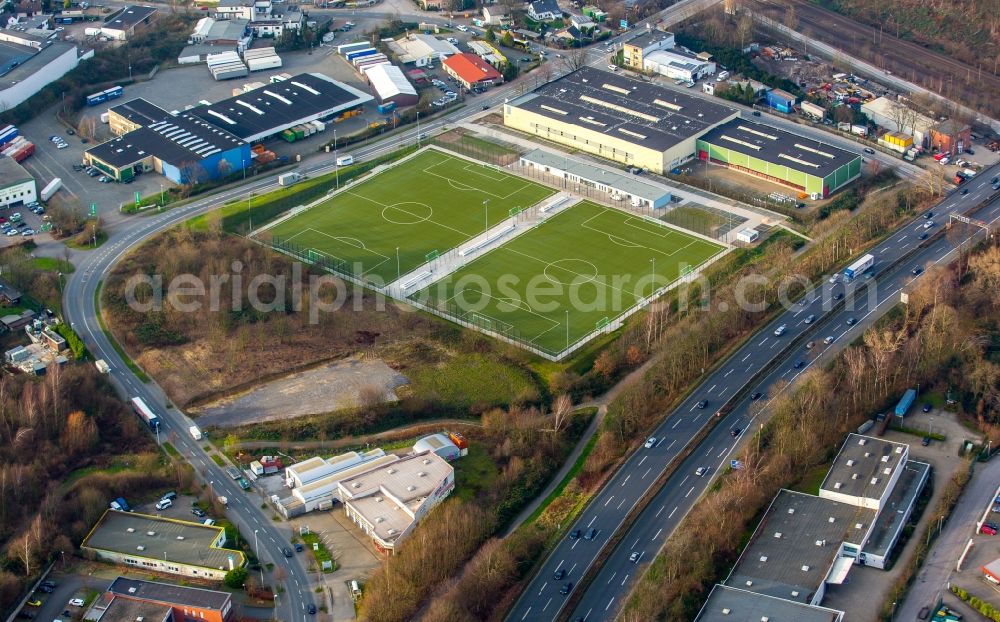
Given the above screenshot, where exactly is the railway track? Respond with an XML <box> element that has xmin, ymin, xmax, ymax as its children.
<box><xmin>750</xmin><ymin>0</ymin><xmax>1000</xmax><ymax>119</ymax></box>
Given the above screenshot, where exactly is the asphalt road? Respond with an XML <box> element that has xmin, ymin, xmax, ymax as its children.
<box><xmin>507</xmin><ymin>168</ymin><xmax>1000</xmax><ymax>622</ymax></box>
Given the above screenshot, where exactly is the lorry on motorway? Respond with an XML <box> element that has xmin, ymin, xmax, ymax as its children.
<box><xmin>189</xmin><ymin>425</ymin><xmax>203</xmax><ymax>440</ymax></box>
<box><xmin>277</xmin><ymin>172</ymin><xmax>302</xmax><ymax>186</ymax></box>
<box><xmin>94</xmin><ymin>359</ymin><xmax>110</xmax><ymax>373</ymax></box>
<box><xmin>40</xmin><ymin>178</ymin><xmax>62</xmax><ymax>201</ymax></box>
<box><xmin>843</xmin><ymin>253</ymin><xmax>874</xmax><ymax>280</ymax></box>
<box><xmin>895</xmin><ymin>388</ymin><xmax>916</xmax><ymax>417</ymax></box>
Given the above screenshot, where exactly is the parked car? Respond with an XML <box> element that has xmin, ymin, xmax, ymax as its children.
<box><xmin>863</xmin><ymin>148</ymin><xmax>875</xmax><ymax>154</ymax></box>
<box><xmin>981</xmin><ymin>523</ymin><xmax>997</xmax><ymax>535</ymax></box>
<box><xmin>922</xmin><ymin>403</ymin><xmax>932</xmax><ymax>413</ymax></box>
<box><xmin>68</xmin><ymin>599</ymin><xmax>85</xmax><ymax>607</ymax></box>
<box><xmin>921</xmin><ymin>436</ymin><xmax>931</xmax><ymax>446</ymax></box>
<box><xmin>191</xmin><ymin>507</ymin><xmax>206</xmax><ymax>517</ymax></box>
<box><xmin>155</xmin><ymin>498</ymin><xmax>172</xmax><ymax>510</ymax></box>
<box><xmin>16</xmin><ymin>611</ymin><xmax>34</xmax><ymax>619</ymax></box>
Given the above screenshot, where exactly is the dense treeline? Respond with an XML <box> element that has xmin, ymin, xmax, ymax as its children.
<box><xmin>620</xmin><ymin>238</ymin><xmax>1000</xmax><ymax>619</ymax></box>
<box><xmin>0</xmin><ymin>365</ymin><xmax>163</xmax><ymax>611</ymax></box>
<box><xmin>357</xmin><ymin>403</ymin><xmax>587</xmax><ymax>622</ymax></box>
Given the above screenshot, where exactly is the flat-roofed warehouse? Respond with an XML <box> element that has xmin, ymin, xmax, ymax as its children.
<box><xmin>695</xmin><ymin>585</ymin><xmax>844</xmax><ymax>622</ymax></box>
<box><xmin>503</xmin><ymin>66</ymin><xmax>738</xmax><ymax>174</ymax></box>
<box><xmin>696</xmin><ymin>118</ymin><xmax>862</xmax><ymax>198</ymax></box>
<box><xmin>81</xmin><ymin>511</ymin><xmax>246</xmax><ymax>580</ymax></box>
<box><xmin>187</xmin><ymin>72</ymin><xmax>373</xmax><ymax>143</ymax></box>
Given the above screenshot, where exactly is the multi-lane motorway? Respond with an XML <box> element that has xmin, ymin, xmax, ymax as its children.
<box><xmin>507</xmin><ymin>167</ymin><xmax>1000</xmax><ymax>622</ymax></box>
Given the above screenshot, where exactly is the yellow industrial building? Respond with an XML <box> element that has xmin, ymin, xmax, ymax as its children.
<box><xmin>503</xmin><ymin>66</ymin><xmax>737</xmax><ymax>174</ymax></box>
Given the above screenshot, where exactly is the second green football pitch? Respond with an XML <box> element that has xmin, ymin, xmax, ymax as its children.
<box><xmin>264</xmin><ymin>148</ymin><xmax>555</xmax><ymax>283</ymax></box>
<box><xmin>412</xmin><ymin>201</ymin><xmax>726</xmax><ymax>354</ymax></box>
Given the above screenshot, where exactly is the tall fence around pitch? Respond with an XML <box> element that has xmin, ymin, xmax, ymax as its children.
<box><xmin>256</xmin><ymin>144</ymin><xmax>735</xmax><ymax>361</ymax></box>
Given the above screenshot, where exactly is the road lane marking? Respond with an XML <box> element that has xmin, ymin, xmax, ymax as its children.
<box><xmin>672</xmin><ymin>419</ymin><xmax>682</xmax><ymax>429</ymax></box>
<box><xmin>741</xmin><ymin>352</ymin><xmax>752</xmax><ymax>362</ymax></box>
<box><xmin>655</xmin><ymin>505</ymin><xmax>665</xmax><ymax>517</ymax></box>
<box><xmin>608</xmin><ymin>572</ymin><xmax>617</xmax><ymax>584</ymax></box>
<box><xmin>653</xmin><ymin>528</ymin><xmax>662</xmax><ymax>540</ymax></box>
<box><xmin>605</xmin><ymin>597</ymin><xmax>616</xmax><ymax>611</ymax></box>
<box><xmin>621</xmin><ymin>475</ymin><xmax>630</xmax><ymax>486</ymax></box>
<box><xmin>621</xmin><ymin>574</ymin><xmax>629</xmax><ymax>586</ymax></box>
<box><xmin>643</xmin><ymin>467</ymin><xmax>651</xmax><ymax>479</ymax></box>
<box><xmin>686</xmin><ymin>486</ymin><xmax>695</xmax><ymax>498</ymax></box>
<box><xmin>724</xmin><ymin>369</ymin><xmax>734</xmax><ymax>377</ymax></box>
<box><xmin>604</xmin><ymin>496</ymin><xmax>615</xmax><ymax>507</ymax></box>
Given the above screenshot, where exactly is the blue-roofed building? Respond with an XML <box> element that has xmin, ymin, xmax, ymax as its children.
<box><xmin>765</xmin><ymin>88</ymin><xmax>798</xmax><ymax>114</ymax></box>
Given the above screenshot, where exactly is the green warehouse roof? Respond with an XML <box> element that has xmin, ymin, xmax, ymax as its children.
<box><xmin>698</xmin><ymin>119</ymin><xmax>860</xmax><ymax>178</ymax></box>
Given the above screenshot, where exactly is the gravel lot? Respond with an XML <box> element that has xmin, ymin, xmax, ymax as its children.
<box><xmin>192</xmin><ymin>357</ymin><xmax>409</xmax><ymax>428</ymax></box>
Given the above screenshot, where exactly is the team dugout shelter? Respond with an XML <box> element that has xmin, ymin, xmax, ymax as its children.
<box><xmin>503</xmin><ymin>66</ymin><xmax>738</xmax><ymax>174</ymax></box>
<box><xmin>696</xmin><ymin>119</ymin><xmax>862</xmax><ymax>198</ymax></box>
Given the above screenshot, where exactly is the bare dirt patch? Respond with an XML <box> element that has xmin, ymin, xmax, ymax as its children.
<box><xmin>190</xmin><ymin>357</ymin><xmax>410</xmax><ymax>428</ymax></box>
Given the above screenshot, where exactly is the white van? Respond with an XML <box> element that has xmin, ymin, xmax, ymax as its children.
<box><xmin>336</xmin><ymin>155</ymin><xmax>354</xmax><ymax>166</ymax></box>
<box><xmin>189</xmin><ymin>425</ymin><xmax>202</xmax><ymax>440</ymax></box>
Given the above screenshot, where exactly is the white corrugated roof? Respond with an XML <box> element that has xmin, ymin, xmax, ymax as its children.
<box><xmin>364</xmin><ymin>64</ymin><xmax>416</xmax><ymax>99</ymax></box>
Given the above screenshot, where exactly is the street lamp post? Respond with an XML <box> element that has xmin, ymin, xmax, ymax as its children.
<box><xmin>334</xmin><ymin>129</ymin><xmax>339</xmax><ymax>190</ymax></box>
<box><xmin>254</xmin><ymin>529</ymin><xmax>264</xmax><ymax>584</ymax></box>
<box><xmin>483</xmin><ymin>199</ymin><xmax>489</xmax><ymax>235</ymax></box>
<box><xmin>248</xmin><ymin>192</ymin><xmax>254</xmax><ymax>233</ymax></box>
<box><xmin>396</xmin><ymin>247</ymin><xmax>400</xmax><ymax>281</ymax></box>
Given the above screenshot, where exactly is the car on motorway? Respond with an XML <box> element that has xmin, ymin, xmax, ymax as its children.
<box><xmin>846</xmin><ymin>317</ymin><xmax>857</xmax><ymax>326</ymax></box>
<box><xmin>803</xmin><ymin>314</ymin><xmax>815</xmax><ymax>324</ymax></box>
<box><xmin>559</xmin><ymin>582</ymin><xmax>573</xmax><ymax>595</ymax></box>
<box><xmin>584</xmin><ymin>528</ymin><xmax>597</xmax><ymax>540</ymax></box>
<box><xmin>773</xmin><ymin>324</ymin><xmax>787</xmax><ymax>336</ymax></box>
<box><xmin>553</xmin><ymin>568</ymin><xmax>566</xmax><ymax>580</ymax></box>
<box><xmin>456</xmin><ymin>24</ymin><xmax>468</xmax><ymax>31</ymax></box>
<box><xmin>695</xmin><ymin>467</ymin><xmax>708</xmax><ymax>476</ymax></box>
<box><xmin>923</xmin><ymin>403</ymin><xmax>932</xmax><ymax>413</ymax></box>
<box><xmin>750</xmin><ymin>392</ymin><xmax>763</xmax><ymax>401</ymax></box>
<box><xmin>629</xmin><ymin>551</ymin><xmax>640</xmax><ymax>563</ymax></box>
<box><xmin>828</xmin><ymin>273</ymin><xmax>840</xmax><ymax>284</ymax></box>
<box><xmin>68</xmin><ymin>599</ymin><xmax>85</xmax><ymax>607</ymax></box>
<box><xmin>924</xmin><ymin>211</ymin><xmax>934</xmax><ymax>219</ymax></box>
<box><xmin>793</xmin><ymin>360</ymin><xmax>805</xmax><ymax>369</ymax></box>
<box><xmin>911</xmin><ymin>266</ymin><xmax>924</xmax><ymax>276</ymax></box>
<box><xmin>307</xmin><ymin>605</ymin><xmax>316</xmax><ymax>615</ymax></box>
<box><xmin>823</xmin><ymin>335</ymin><xmax>835</xmax><ymax>345</ymax></box>
<box><xmin>833</xmin><ymin>292</ymin><xmax>844</xmax><ymax>301</ymax></box>
<box><xmin>919</xmin><ymin>232</ymin><xmax>929</xmax><ymax>240</ymax></box>
<box><xmin>752</xmin><ymin>110</ymin><xmax>761</xmax><ymax>116</ymax></box>
<box><xmin>644</xmin><ymin>437</ymin><xmax>657</xmax><ymax>448</ymax></box>
<box><xmin>696</xmin><ymin>400</ymin><xmax>708</xmax><ymax>409</ymax></box>
<box><xmin>569</xmin><ymin>529</ymin><xmax>581</xmax><ymax>539</ymax></box>
<box><xmin>805</xmin><ymin>340</ymin><xmax>815</xmax><ymax>350</ymax></box>
<box><xmin>961</xmin><ymin>188</ymin><xmax>969</xmax><ymax>195</ymax></box>
<box><xmin>283</xmin><ymin>548</ymin><xmax>293</xmax><ymax>557</ymax></box>
<box><xmin>863</xmin><ymin>147</ymin><xmax>875</xmax><ymax>154</ymax></box>
<box><xmin>730</xmin><ymin>427</ymin><xmax>742</xmax><ymax>437</ymax></box>
<box><xmin>923</xmin><ymin>220</ymin><xmax>935</xmax><ymax>229</ymax></box>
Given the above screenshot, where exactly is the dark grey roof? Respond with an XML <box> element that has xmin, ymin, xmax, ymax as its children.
<box><xmin>101</xmin><ymin>596</ymin><xmax>170</xmax><ymax>622</ymax></box>
<box><xmin>625</xmin><ymin>30</ymin><xmax>673</xmax><ymax>51</ymax></box>
<box><xmin>109</xmin><ymin>577</ymin><xmax>232</xmax><ymax>610</ymax></box>
<box><xmin>0</xmin><ymin>277</ymin><xmax>23</xmax><ymax>302</ymax></box>
<box><xmin>0</xmin><ymin>158</ymin><xmax>33</xmax><ymax>188</ymax></box>
<box><xmin>186</xmin><ymin>72</ymin><xmax>373</xmax><ymax>142</ymax></box>
<box><xmin>103</xmin><ymin>5</ymin><xmax>157</xmax><ymax>30</ymax></box>
<box><xmin>820</xmin><ymin>434</ymin><xmax>907</xmax><ymax>501</ymax></box>
<box><xmin>509</xmin><ymin>66</ymin><xmax>736</xmax><ymax>152</ymax></box>
<box><xmin>0</xmin><ymin>38</ymin><xmax>75</xmax><ymax>87</ymax></box>
<box><xmin>520</xmin><ymin>149</ymin><xmax>670</xmax><ymax>200</ymax></box>
<box><xmin>726</xmin><ymin>490</ymin><xmax>874</xmax><ymax>604</ymax></box>
<box><xmin>862</xmin><ymin>460</ymin><xmax>929</xmax><ymax>559</ymax></box>
<box><xmin>529</xmin><ymin>0</ymin><xmax>560</xmax><ymax>15</ymax></box>
<box><xmin>698</xmin><ymin>118</ymin><xmax>861</xmax><ymax>178</ymax></box>
<box><xmin>696</xmin><ymin>585</ymin><xmax>844</xmax><ymax>622</ymax></box>
<box><xmin>87</xmin><ymin>99</ymin><xmax>245</xmax><ymax>168</ymax></box>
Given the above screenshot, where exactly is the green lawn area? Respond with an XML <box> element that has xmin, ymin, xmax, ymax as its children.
<box><xmin>453</xmin><ymin>444</ymin><xmax>498</xmax><ymax>501</ymax></box>
<box><xmin>412</xmin><ymin>201</ymin><xmax>725</xmax><ymax>354</ymax></box>
<box><xmin>32</xmin><ymin>257</ymin><xmax>75</xmax><ymax>273</ymax></box>
<box><xmin>264</xmin><ymin>148</ymin><xmax>555</xmax><ymax>284</ymax></box>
